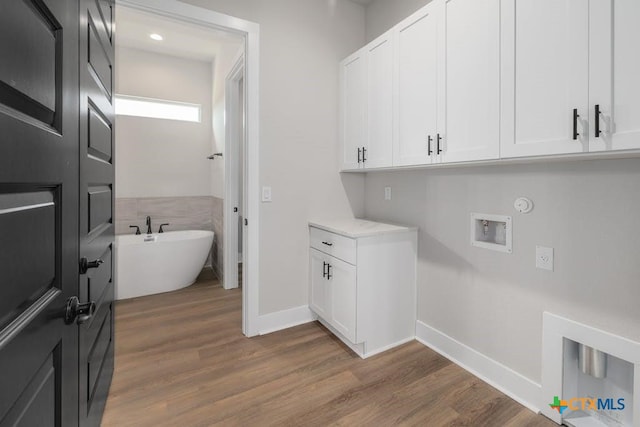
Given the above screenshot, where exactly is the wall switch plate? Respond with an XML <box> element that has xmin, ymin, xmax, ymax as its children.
<box><xmin>536</xmin><ymin>246</ymin><xmax>554</xmax><ymax>271</ymax></box>
<box><xmin>261</xmin><ymin>186</ymin><xmax>272</xmax><ymax>202</ymax></box>
<box><xmin>384</xmin><ymin>187</ymin><xmax>392</xmax><ymax>201</ymax></box>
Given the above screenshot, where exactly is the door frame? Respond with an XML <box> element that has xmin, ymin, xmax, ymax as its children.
<box><xmin>116</xmin><ymin>0</ymin><xmax>261</xmax><ymax>337</ymax></box>
<box><xmin>223</xmin><ymin>53</ymin><xmax>245</xmax><ymax>292</ymax></box>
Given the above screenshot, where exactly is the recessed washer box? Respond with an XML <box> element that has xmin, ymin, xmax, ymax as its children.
<box><xmin>470</xmin><ymin>213</ymin><xmax>512</xmax><ymax>253</ymax></box>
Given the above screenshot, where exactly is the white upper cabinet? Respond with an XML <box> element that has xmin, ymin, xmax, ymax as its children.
<box><xmin>340</xmin><ymin>49</ymin><xmax>366</xmax><ymax>170</ymax></box>
<box><xmin>440</xmin><ymin>0</ymin><xmax>500</xmax><ymax>163</ymax></box>
<box><xmin>340</xmin><ymin>0</ymin><xmax>640</xmax><ymax>171</ymax></box>
<box><xmin>365</xmin><ymin>32</ymin><xmax>394</xmax><ymax>168</ymax></box>
<box><xmin>393</xmin><ymin>5</ymin><xmax>439</xmax><ymax>167</ymax></box>
<box><xmin>340</xmin><ymin>36</ymin><xmax>393</xmax><ymax>171</ymax></box>
<box><xmin>589</xmin><ymin>0</ymin><xmax>640</xmax><ymax>152</ymax></box>
<box><xmin>500</xmin><ymin>0</ymin><xmax>589</xmax><ymax>158</ymax></box>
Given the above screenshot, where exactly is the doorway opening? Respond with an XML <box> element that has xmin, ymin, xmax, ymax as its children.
<box><xmin>115</xmin><ymin>0</ymin><xmax>260</xmax><ymax>336</ymax></box>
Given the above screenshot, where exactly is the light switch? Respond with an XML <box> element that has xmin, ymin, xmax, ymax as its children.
<box><xmin>384</xmin><ymin>187</ymin><xmax>392</xmax><ymax>201</ymax></box>
<box><xmin>536</xmin><ymin>246</ymin><xmax>554</xmax><ymax>271</ymax></box>
<box><xmin>262</xmin><ymin>186</ymin><xmax>272</xmax><ymax>202</ymax></box>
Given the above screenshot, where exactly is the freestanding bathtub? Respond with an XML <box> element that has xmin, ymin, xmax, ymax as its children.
<box><xmin>115</xmin><ymin>230</ymin><xmax>214</xmax><ymax>300</ymax></box>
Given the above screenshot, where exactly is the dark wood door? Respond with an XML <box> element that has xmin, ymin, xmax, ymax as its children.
<box><xmin>78</xmin><ymin>0</ymin><xmax>115</xmax><ymax>426</ymax></box>
<box><xmin>0</xmin><ymin>1</ymin><xmax>79</xmax><ymax>426</ymax></box>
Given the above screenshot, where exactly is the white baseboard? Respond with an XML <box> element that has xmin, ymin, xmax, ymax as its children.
<box><xmin>415</xmin><ymin>320</ymin><xmax>542</xmax><ymax>414</ymax></box>
<box><xmin>258</xmin><ymin>305</ymin><xmax>316</xmax><ymax>335</ymax></box>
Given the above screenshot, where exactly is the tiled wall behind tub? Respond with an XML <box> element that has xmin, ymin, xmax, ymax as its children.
<box><xmin>115</xmin><ymin>196</ymin><xmax>224</xmax><ymax>278</ymax></box>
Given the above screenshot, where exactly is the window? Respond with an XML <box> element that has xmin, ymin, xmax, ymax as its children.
<box><xmin>114</xmin><ymin>95</ymin><xmax>201</xmax><ymax>122</ymax></box>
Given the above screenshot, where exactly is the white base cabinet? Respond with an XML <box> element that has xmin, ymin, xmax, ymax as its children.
<box><xmin>309</xmin><ymin>219</ymin><xmax>417</xmax><ymax>358</ymax></box>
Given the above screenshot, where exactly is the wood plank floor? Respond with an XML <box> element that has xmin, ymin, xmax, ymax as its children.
<box><xmin>102</xmin><ymin>271</ymin><xmax>556</xmax><ymax>427</ymax></box>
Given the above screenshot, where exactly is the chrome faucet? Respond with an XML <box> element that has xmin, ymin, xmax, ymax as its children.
<box><xmin>146</xmin><ymin>216</ymin><xmax>152</xmax><ymax>235</ymax></box>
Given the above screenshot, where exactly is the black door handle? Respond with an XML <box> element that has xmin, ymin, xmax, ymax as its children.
<box><xmin>322</xmin><ymin>261</ymin><xmax>328</xmax><ymax>278</ymax></box>
<box><xmin>79</xmin><ymin>257</ymin><xmax>104</xmax><ymax>274</ymax></box>
<box><xmin>428</xmin><ymin>135</ymin><xmax>433</xmax><ymax>156</ymax></box>
<box><xmin>595</xmin><ymin>104</ymin><xmax>601</xmax><ymax>138</ymax></box>
<box><xmin>362</xmin><ymin>147</ymin><xmax>367</xmax><ymax>162</ymax></box>
<box><xmin>326</xmin><ymin>264</ymin><xmax>332</xmax><ymax>280</ymax></box>
<box><xmin>357</xmin><ymin>147</ymin><xmax>362</xmax><ymax>163</ymax></box>
<box><xmin>64</xmin><ymin>296</ymin><xmax>96</xmax><ymax>325</ymax></box>
<box><xmin>437</xmin><ymin>134</ymin><xmax>443</xmax><ymax>154</ymax></box>
<box><xmin>573</xmin><ymin>109</ymin><xmax>580</xmax><ymax>140</ymax></box>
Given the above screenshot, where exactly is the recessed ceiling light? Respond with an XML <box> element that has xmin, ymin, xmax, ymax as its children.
<box><xmin>150</xmin><ymin>33</ymin><xmax>163</xmax><ymax>41</ymax></box>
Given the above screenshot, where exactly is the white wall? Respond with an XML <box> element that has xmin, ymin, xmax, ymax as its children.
<box><xmin>181</xmin><ymin>0</ymin><xmax>367</xmax><ymax>314</ymax></box>
<box><xmin>115</xmin><ymin>47</ymin><xmax>213</xmax><ymax>198</ymax></box>
<box><xmin>364</xmin><ymin>159</ymin><xmax>640</xmax><ymax>383</ymax></box>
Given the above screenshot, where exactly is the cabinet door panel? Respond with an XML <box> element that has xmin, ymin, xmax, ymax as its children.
<box><xmin>589</xmin><ymin>0</ymin><xmax>640</xmax><ymax>152</ymax></box>
<box><xmin>501</xmin><ymin>0</ymin><xmax>589</xmax><ymax>158</ymax></box>
<box><xmin>366</xmin><ymin>33</ymin><xmax>393</xmax><ymax>168</ymax></box>
<box><xmin>441</xmin><ymin>0</ymin><xmax>500</xmax><ymax>163</ymax></box>
<box><xmin>340</xmin><ymin>51</ymin><xmax>366</xmax><ymax>170</ymax></box>
<box><xmin>309</xmin><ymin>249</ymin><xmax>329</xmax><ymax>319</ymax></box>
<box><xmin>393</xmin><ymin>6</ymin><xmax>439</xmax><ymax>166</ymax></box>
<box><xmin>328</xmin><ymin>257</ymin><xmax>357</xmax><ymax>343</ymax></box>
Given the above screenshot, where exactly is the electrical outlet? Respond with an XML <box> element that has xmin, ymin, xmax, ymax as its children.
<box><xmin>536</xmin><ymin>246</ymin><xmax>554</xmax><ymax>271</ymax></box>
<box><xmin>384</xmin><ymin>187</ymin><xmax>392</xmax><ymax>201</ymax></box>
<box><xmin>262</xmin><ymin>186</ymin><xmax>272</xmax><ymax>202</ymax></box>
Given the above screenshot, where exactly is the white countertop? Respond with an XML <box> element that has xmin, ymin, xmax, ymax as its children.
<box><xmin>309</xmin><ymin>218</ymin><xmax>417</xmax><ymax>238</ymax></box>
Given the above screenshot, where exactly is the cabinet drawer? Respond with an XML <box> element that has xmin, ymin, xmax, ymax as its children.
<box><xmin>309</xmin><ymin>227</ymin><xmax>356</xmax><ymax>265</ymax></box>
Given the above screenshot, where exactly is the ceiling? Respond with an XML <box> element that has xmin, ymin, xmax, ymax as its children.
<box><xmin>115</xmin><ymin>7</ymin><xmax>243</xmax><ymax>62</ymax></box>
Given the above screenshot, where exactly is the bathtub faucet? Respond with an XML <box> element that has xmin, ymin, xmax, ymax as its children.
<box><xmin>146</xmin><ymin>216</ymin><xmax>152</xmax><ymax>235</ymax></box>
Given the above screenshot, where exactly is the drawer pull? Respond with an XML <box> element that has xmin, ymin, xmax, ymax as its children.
<box><xmin>322</xmin><ymin>241</ymin><xmax>333</xmax><ymax>247</ymax></box>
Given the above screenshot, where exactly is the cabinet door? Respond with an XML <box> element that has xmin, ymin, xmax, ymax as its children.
<box><xmin>365</xmin><ymin>32</ymin><xmax>394</xmax><ymax>168</ymax></box>
<box><xmin>440</xmin><ymin>0</ymin><xmax>500</xmax><ymax>163</ymax></box>
<box><xmin>589</xmin><ymin>0</ymin><xmax>640</xmax><ymax>152</ymax></box>
<box><xmin>340</xmin><ymin>50</ymin><xmax>366</xmax><ymax>171</ymax></box>
<box><xmin>309</xmin><ymin>249</ymin><xmax>329</xmax><ymax>319</ymax></box>
<box><xmin>328</xmin><ymin>257</ymin><xmax>357</xmax><ymax>343</ymax></box>
<box><xmin>393</xmin><ymin>5</ymin><xmax>439</xmax><ymax>166</ymax></box>
<box><xmin>500</xmin><ymin>0</ymin><xmax>589</xmax><ymax>158</ymax></box>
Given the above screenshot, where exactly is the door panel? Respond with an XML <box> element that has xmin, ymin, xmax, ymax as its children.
<box><xmin>0</xmin><ymin>1</ymin><xmax>79</xmax><ymax>426</ymax></box>
<box><xmin>589</xmin><ymin>0</ymin><xmax>640</xmax><ymax>152</ymax></box>
<box><xmin>79</xmin><ymin>0</ymin><xmax>115</xmax><ymax>425</ymax></box>
<box><xmin>365</xmin><ymin>33</ymin><xmax>393</xmax><ymax>168</ymax></box>
<box><xmin>501</xmin><ymin>0</ymin><xmax>589</xmax><ymax>158</ymax></box>
<box><xmin>328</xmin><ymin>257</ymin><xmax>357</xmax><ymax>343</ymax></box>
<box><xmin>340</xmin><ymin>51</ymin><xmax>366</xmax><ymax>170</ymax></box>
<box><xmin>0</xmin><ymin>0</ymin><xmax>59</xmax><ymax>124</ymax></box>
<box><xmin>441</xmin><ymin>0</ymin><xmax>500</xmax><ymax>163</ymax></box>
<box><xmin>0</xmin><ymin>190</ymin><xmax>56</xmax><ymax>328</ymax></box>
<box><xmin>310</xmin><ymin>249</ymin><xmax>329</xmax><ymax>319</ymax></box>
<box><xmin>88</xmin><ymin>105</ymin><xmax>113</xmax><ymax>161</ymax></box>
<box><xmin>393</xmin><ymin>6</ymin><xmax>439</xmax><ymax>166</ymax></box>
